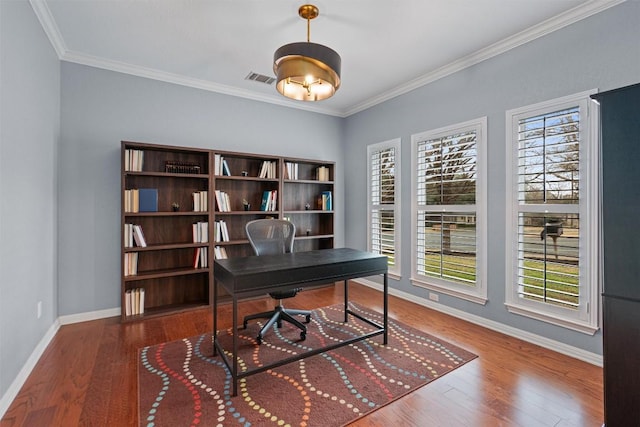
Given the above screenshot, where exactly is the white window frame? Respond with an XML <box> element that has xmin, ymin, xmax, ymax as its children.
<box><xmin>367</xmin><ymin>139</ymin><xmax>401</xmax><ymax>279</ymax></box>
<box><xmin>411</xmin><ymin>118</ymin><xmax>487</xmax><ymax>304</ymax></box>
<box><xmin>505</xmin><ymin>90</ymin><xmax>599</xmax><ymax>334</ymax></box>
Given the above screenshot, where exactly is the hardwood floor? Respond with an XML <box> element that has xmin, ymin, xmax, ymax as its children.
<box><xmin>1</xmin><ymin>282</ymin><xmax>603</xmax><ymax>426</ymax></box>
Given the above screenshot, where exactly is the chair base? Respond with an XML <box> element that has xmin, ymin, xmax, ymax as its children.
<box><xmin>243</xmin><ymin>304</ymin><xmax>311</xmax><ymax>344</ymax></box>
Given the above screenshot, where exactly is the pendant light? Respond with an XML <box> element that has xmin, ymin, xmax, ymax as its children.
<box><xmin>273</xmin><ymin>4</ymin><xmax>341</xmax><ymax>101</ymax></box>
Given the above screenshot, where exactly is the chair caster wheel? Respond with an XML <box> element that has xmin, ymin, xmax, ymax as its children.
<box><xmin>256</xmin><ymin>336</ymin><xmax>262</xmax><ymax>345</ymax></box>
<box><xmin>304</xmin><ymin>315</ymin><xmax>311</xmax><ymax>324</ymax></box>
<box><xmin>243</xmin><ymin>322</ymin><xmax>248</xmax><ymax>329</ymax></box>
<box><xmin>300</xmin><ymin>332</ymin><xmax>306</xmax><ymax>341</ymax></box>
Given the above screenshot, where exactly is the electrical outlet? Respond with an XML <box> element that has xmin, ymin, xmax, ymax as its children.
<box><xmin>37</xmin><ymin>301</ymin><xmax>42</xmax><ymax>319</ymax></box>
<box><xmin>428</xmin><ymin>292</ymin><xmax>439</xmax><ymax>302</ymax></box>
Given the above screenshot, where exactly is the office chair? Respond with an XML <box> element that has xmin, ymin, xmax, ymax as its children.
<box><xmin>242</xmin><ymin>219</ymin><xmax>311</xmax><ymax>344</ymax></box>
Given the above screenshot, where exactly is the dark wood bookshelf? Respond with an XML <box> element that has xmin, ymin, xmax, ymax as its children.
<box><xmin>121</xmin><ymin>142</ymin><xmax>334</xmax><ymax>322</ymax></box>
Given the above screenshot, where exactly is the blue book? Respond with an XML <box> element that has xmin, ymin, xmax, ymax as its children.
<box><xmin>322</xmin><ymin>191</ymin><xmax>332</xmax><ymax>211</ymax></box>
<box><xmin>139</xmin><ymin>188</ymin><xmax>158</xmax><ymax>212</ymax></box>
<box><xmin>260</xmin><ymin>190</ymin><xmax>271</xmax><ymax>211</ymax></box>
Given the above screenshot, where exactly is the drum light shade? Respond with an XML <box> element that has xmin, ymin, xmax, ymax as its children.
<box><xmin>273</xmin><ymin>5</ymin><xmax>341</xmax><ymax>101</ymax></box>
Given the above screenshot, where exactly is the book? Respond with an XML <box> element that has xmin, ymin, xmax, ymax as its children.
<box><xmin>124</xmin><ymin>223</ymin><xmax>133</xmax><ymax>248</ymax></box>
<box><xmin>125</xmin><ymin>289</ymin><xmax>132</xmax><ymax>316</ymax></box>
<box><xmin>214</xmin><ymin>154</ymin><xmax>221</xmax><ymax>175</ymax></box>
<box><xmin>133</xmin><ymin>224</ymin><xmax>147</xmax><ymax>247</ymax></box>
<box><xmin>322</xmin><ymin>191</ymin><xmax>332</xmax><ymax>211</ymax></box>
<box><xmin>220</xmin><ymin>220</ymin><xmax>229</xmax><ymax>242</ymax></box>
<box><xmin>193</xmin><ymin>247</ymin><xmax>201</xmax><ymax>268</ymax></box>
<box><xmin>139</xmin><ymin>288</ymin><xmax>145</xmax><ymax>314</ymax></box>
<box><xmin>138</xmin><ymin>188</ymin><xmax>158</xmax><ymax>212</ymax></box>
<box><xmin>260</xmin><ymin>190</ymin><xmax>271</xmax><ymax>211</ymax></box>
<box><xmin>222</xmin><ymin>159</ymin><xmax>231</xmax><ymax>176</ymax></box>
<box><xmin>317</xmin><ymin>166</ymin><xmax>329</xmax><ymax>181</ymax></box>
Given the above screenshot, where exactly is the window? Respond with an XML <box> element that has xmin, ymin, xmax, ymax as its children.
<box><xmin>411</xmin><ymin>118</ymin><xmax>487</xmax><ymax>303</ymax></box>
<box><xmin>505</xmin><ymin>90</ymin><xmax>599</xmax><ymax>334</ymax></box>
<box><xmin>368</xmin><ymin>139</ymin><xmax>401</xmax><ymax>278</ymax></box>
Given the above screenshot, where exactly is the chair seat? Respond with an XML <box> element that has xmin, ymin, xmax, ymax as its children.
<box><xmin>269</xmin><ymin>288</ymin><xmax>302</xmax><ymax>300</ymax></box>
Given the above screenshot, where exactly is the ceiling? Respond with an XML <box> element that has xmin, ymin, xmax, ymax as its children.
<box><xmin>32</xmin><ymin>0</ymin><xmax>622</xmax><ymax>117</ymax></box>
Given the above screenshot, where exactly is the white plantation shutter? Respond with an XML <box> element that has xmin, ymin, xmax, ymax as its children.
<box><xmin>506</xmin><ymin>91</ymin><xmax>598</xmax><ymax>334</ymax></box>
<box><xmin>368</xmin><ymin>140</ymin><xmax>400</xmax><ymax>276</ymax></box>
<box><xmin>518</xmin><ymin>107</ymin><xmax>580</xmax><ymax>204</ymax></box>
<box><xmin>416</xmin><ymin>132</ymin><xmax>477</xmax><ymax>206</ymax></box>
<box><xmin>415</xmin><ymin>131</ymin><xmax>477</xmax><ymax>285</ymax></box>
<box><xmin>515</xmin><ymin>107</ymin><xmax>581</xmax><ymax>307</ymax></box>
<box><xmin>412</xmin><ymin>118</ymin><xmax>487</xmax><ymax>303</ymax></box>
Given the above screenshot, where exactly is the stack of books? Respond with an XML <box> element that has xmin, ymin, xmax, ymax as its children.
<box><xmin>284</xmin><ymin>162</ymin><xmax>299</xmax><ymax>180</ymax></box>
<box><xmin>124</xmin><ymin>224</ymin><xmax>147</xmax><ymax>247</ymax></box>
<box><xmin>320</xmin><ymin>191</ymin><xmax>332</xmax><ymax>211</ymax></box>
<box><xmin>215</xmin><ymin>220</ymin><xmax>230</xmax><ymax>242</ymax></box>
<box><xmin>124</xmin><ymin>149</ymin><xmax>144</xmax><ymax>172</ymax></box>
<box><xmin>316</xmin><ymin>166</ymin><xmax>330</xmax><ymax>181</ymax></box>
<box><xmin>259</xmin><ymin>161</ymin><xmax>277</xmax><ymax>178</ymax></box>
<box><xmin>214</xmin><ymin>190</ymin><xmax>231</xmax><ymax>212</ymax></box>
<box><xmin>125</xmin><ymin>288</ymin><xmax>145</xmax><ymax>316</ymax></box>
<box><xmin>125</xmin><ymin>188</ymin><xmax>158</xmax><ymax>212</ymax></box>
<box><xmin>124</xmin><ymin>252</ymin><xmax>139</xmax><ymax>276</ymax></box>
<box><xmin>192</xmin><ymin>190</ymin><xmax>208</xmax><ymax>212</ymax></box>
<box><xmin>214</xmin><ymin>154</ymin><xmax>232</xmax><ymax>176</ymax></box>
<box><xmin>260</xmin><ymin>190</ymin><xmax>278</xmax><ymax>211</ymax></box>
<box><xmin>214</xmin><ymin>246</ymin><xmax>229</xmax><ymax>259</ymax></box>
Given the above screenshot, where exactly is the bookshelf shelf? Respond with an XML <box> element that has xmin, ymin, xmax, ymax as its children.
<box><xmin>121</xmin><ymin>142</ymin><xmax>334</xmax><ymax>322</ymax></box>
<box><xmin>125</xmin><ymin>171</ymin><xmax>209</xmax><ymax>179</ymax></box>
<box><xmin>124</xmin><ymin>242</ymin><xmax>209</xmax><ymax>253</ymax></box>
<box><xmin>124</xmin><ymin>267</ymin><xmax>209</xmax><ymax>282</ymax></box>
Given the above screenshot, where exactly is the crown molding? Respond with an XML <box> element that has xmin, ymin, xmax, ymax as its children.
<box><xmin>30</xmin><ymin>0</ymin><xmax>625</xmax><ymax>118</ymax></box>
<box><xmin>29</xmin><ymin>0</ymin><xmax>67</xmax><ymax>57</ymax></box>
<box><xmin>60</xmin><ymin>50</ymin><xmax>343</xmax><ymax>117</ymax></box>
<box><xmin>343</xmin><ymin>0</ymin><xmax>626</xmax><ymax>116</ymax></box>
<box><xmin>65</xmin><ymin>53</ymin><xmax>346</xmax><ymax>116</ymax></box>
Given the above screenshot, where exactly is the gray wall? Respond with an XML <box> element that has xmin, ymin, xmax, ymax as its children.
<box><xmin>58</xmin><ymin>63</ymin><xmax>344</xmax><ymax>315</ymax></box>
<box><xmin>343</xmin><ymin>1</ymin><xmax>640</xmax><ymax>354</ymax></box>
<box><xmin>0</xmin><ymin>0</ymin><xmax>60</xmax><ymax>399</ymax></box>
<box><xmin>1</xmin><ymin>0</ymin><xmax>639</xmax><ymax>410</ymax></box>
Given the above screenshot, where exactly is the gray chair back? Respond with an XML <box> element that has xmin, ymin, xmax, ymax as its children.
<box><xmin>245</xmin><ymin>219</ymin><xmax>295</xmax><ymax>256</ymax></box>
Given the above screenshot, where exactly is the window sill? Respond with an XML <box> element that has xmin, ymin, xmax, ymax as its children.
<box><xmin>410</xmin><ymin>277</ymin><xmax>487</xmax><ymax>305</ymax></box>
<box><xmin>505</xmin><ymin>302</ymin><xmax>599</xmax><ymax>335</ymax></box>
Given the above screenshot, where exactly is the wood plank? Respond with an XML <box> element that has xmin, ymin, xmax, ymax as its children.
<box><xmin>1</xmin><ymin>282</ymin><xmax>603</xmax><ymax>426</ymax></box>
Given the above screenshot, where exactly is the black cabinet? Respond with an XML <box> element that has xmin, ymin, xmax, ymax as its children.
<box><xmin>593</xmin><ymin>82</ymin><xmax>640</xmax><ymax>427</ymax></box>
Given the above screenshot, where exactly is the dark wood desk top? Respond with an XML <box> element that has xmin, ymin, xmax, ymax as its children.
<box><xmin>214</xmin><ymin>248</ymin><xmax>387</xmax><ymax>296</ymax></box>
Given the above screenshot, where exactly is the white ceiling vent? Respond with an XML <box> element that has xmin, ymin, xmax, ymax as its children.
<box><xmin>245</xmin><ymin>71</ymin><xmax>275</xmax><ymax>85</ymax></box>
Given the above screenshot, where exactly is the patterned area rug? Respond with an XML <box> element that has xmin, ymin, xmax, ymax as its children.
<box><xmin>138</xmin><ymin>303</ymin><xmax>477</xmax><ymax>426</ymax></box>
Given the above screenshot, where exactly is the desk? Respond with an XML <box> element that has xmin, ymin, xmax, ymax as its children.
<box><xmin>213</xmin><ymin>247</ymin><xmax>388</xmax><ymax>396</ymax></box>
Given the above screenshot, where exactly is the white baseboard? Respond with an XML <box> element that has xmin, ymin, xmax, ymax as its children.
<box><xmin>58</xmin><ymin>307</ymin><xmax>120</xmax><ymax>325</ymax></box>
<box><xmin>0</xmin><ymin>307</ymin><xmax>120</xmax><ymax>419</ymax></box>
<box><xmin>353</xmin><ymin>278</ymin><xmax>603</xmax><ymax>367</ymax></box>
<box><xmin>0</xmin><ymin>319</ymin><xmax>60</xmax><ymax>419</ymax></box>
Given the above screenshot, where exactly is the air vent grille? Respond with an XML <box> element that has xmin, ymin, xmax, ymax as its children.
<box><xmin>245</xmin><ymin>71</ymin><xmax>276</xmax><ymax>85</ymax></box>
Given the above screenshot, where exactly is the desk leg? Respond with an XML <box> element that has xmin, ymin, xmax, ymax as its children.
<box><xmin>383</xmin><ymin>272</ymin><xmax>388</xmax><ymax>345</ymax></box>
<box><xmin>343</xmin><ymin>279</ymin><xmax>349</xmax><ymax>322</ymax></box>
<box><xmin>213</xmin><ymin>279</ymin><xmax>218</xmax><ymax>356</ymax></box>
<box><xmin>232</xmin><ymin>295</ymin><xmax>238</xmax><ymax>397</ymax></box>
